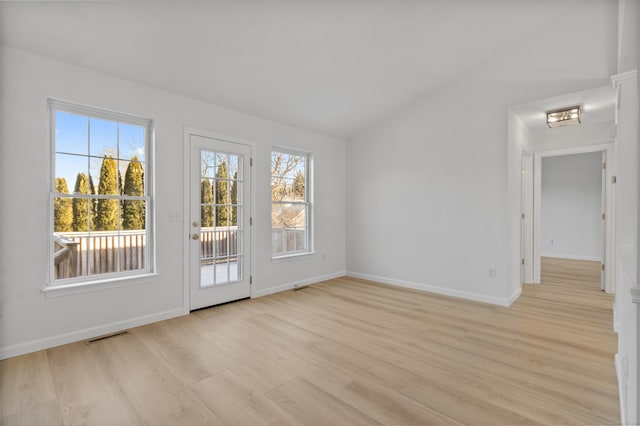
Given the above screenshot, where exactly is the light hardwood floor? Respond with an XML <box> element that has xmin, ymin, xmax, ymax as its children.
<box><xmin>1</xmin><ymin>257</ymin><xmax>619</xmax><ymax>425</ymax></box>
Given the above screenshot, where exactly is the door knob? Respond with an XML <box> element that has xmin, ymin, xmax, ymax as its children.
<box><xmin>192</xmin><ymin>234</ymin><xmax>199</xmax><ymax>240</ymax></box>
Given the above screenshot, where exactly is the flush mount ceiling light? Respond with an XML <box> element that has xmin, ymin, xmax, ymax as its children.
<box><xmin>546</xmin><ymin>105</ymin><xmax>582</xmax><ymax>128</ymax></box>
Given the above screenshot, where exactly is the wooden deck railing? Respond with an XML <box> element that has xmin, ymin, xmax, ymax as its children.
<box><xmin>53</xmin><ymin>227</ymin><xmax>238</xmax><ymax>280</ymax></box>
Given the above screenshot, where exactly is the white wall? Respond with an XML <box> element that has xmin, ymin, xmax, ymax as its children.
<box><xmin>540</xmin><ymin>152</ymin><xmax>602</xmax><ymax>261</ymax></box>
<box><xmin>346</xmin><ymin>0</ymin><xmax>616</xmax><ymax>306</ymax></box>
<box><xmin>612</xmin><ymin>71</ymin><xmax>639</xmax><ymax>426</ymax></box>
<box><xmin>0</xmin><ymin>45</ymin><xmax>346</xmax><ymax>359</ymax></box>
<box><xmin>346</xmin><ymin>79</ymin><xmax>608</xmax><ymax>306</ymax></box>
<box><xmin>529</xmin><ymin>122</ymin><xmax>613</xmax><ymax>151</ymax></box>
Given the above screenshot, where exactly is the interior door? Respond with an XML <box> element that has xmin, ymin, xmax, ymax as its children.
<box><xmin>189</xmin><ymin>134</ymin><xmax>251</xmax><ymax>310</ymax></box>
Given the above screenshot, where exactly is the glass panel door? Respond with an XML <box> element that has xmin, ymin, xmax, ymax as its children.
<box><xmin>190</xmin><ymin>135</ymin><xmax>251</xmax><ymax>310</ymax></box>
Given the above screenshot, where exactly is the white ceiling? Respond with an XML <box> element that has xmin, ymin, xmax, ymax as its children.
<box><xmin>511</xmin><ymin>85</ymin><xmax>617</xmax><ymax>132</ymax></box>
<box><xmin>0</xmin><ymin>1</ymin><xmax>618</xmax><ymax>139</ymax></box>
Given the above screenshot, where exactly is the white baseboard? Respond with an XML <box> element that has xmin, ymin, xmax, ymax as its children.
<box><xmin>252</xmin><ymin>271</ymin><xmax>346</xmax><ymax>298</ymax></box>
<box><xmin>507</xmin><ymin>287</ymin><xmax>522</xmax><ymax>306</ymax></box>
<box><xmin>0</xmin><ymin>307</ymin><xmax>188</xmax><ymax>360</ymax></box>
<box><xmin>540</xmin><ymin>253</ymin><xmax>601</xmax><ymax>262</ymax></box>
<box><xmin>615</xmin><ymin>353</ymin><xmax>627</xmax><ymax>426</ymax></box>
<box><xmin>346</xmin><ymin>271</ymin><xmax>513</xmax><ymax>307</ymax></box>
<box><xmin>613</xmin><ymin>302</ymin><xmax>619</xmax><ymax>333</ymax></box>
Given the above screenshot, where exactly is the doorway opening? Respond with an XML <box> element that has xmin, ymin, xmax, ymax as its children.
<box><xmin>533</xmin><ymin>149</ymin><xmax>610</xmax><ymax>291</ymax></box>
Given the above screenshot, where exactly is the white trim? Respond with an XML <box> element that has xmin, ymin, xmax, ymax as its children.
<box><xmin>43</xmin><ymin>272</ymin><xmax>159</xmax><ymax>298</ymax></box>
<box><xmin>522</xmin><ymin>153</ymin><xmax>534</xmax><ymax>284</ymax></box>
<box><xmin>0</xmin><ymin>307</ymin><xmax>187</xmax><ymax>360</ymax></box>
<box><xmin>253</xmin><ymin>271</ymin><xmax>346</xmax><ymax>298</ymax></box>
<box><xmin>347</xmin><ymin>271</ymin><xmax>514</xmax><ymax>307</ymax></box>
<box><xmin>539</xmin><ymin>253</ymin><xmax>602</xmax><ymax>262</ymax></box>
<box><xmin>271</xmin><ymin>251</ymin><xmax>316</xmax><ymax>262</ymax></box>
<box><xmin>611</xmin><ymin>70</ymin><xmax>638</xmax><ymax>86</ymax></box>
<box><xmin>615</xmin><ymin>353</ymin><xmax>627</xmax><ymax>426</ymax></box>
<box><xmin>507</xmin><ymin>287</ymin><xmax>522</xmax><ymax>306</ymax></box>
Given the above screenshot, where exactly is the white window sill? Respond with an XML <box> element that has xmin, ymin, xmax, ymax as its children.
<box><xmin>42</xmin><ymin>272</ymin><xmax>158</xmax><ymax>298</ymax></box>
<box><xmin>271</xmin><ymin>251</ymin><xmax>315</xmax><ymax>263</ymax></box>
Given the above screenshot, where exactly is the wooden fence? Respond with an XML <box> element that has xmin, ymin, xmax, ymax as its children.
<box><xmin>54</xmin><ymin>227</ymin><xmax>238</xmax><ymax>280</ymax></box>
<box><xmin>54</xmin><ymin>230</ymin><xmax>146</xmax><ymax>280</ymax></box>
<box><xmin>199</xmin><ymin>227</ymin><xmax>239</xmax><ymax>264</ymax></box>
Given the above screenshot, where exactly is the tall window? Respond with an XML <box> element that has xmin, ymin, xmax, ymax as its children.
<box><xmin>271</xmin><ymin>148</ymin><xmax>312</xmax><ymax>257</ymax></box>
<box><xmin>50</xmin><ymin>100</ymin><xmax>153</xmax><ymax>285</ymax></box>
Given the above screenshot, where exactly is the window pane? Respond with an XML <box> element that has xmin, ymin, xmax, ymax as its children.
<box><xmin>285</xmin><ymin>229</ymin><xmax>296</xmax><ymax>252</ymax></box>
<box><xmin>215</xmin><ymin>206</ymin><xmax>231</xmax><ymax>227</ymax></box>
<box><xmin>122</xmin><ymin>199</ymin><xmax>146</xmax><ymax>232</ymax></box>
<box><xmin>55</xmin><ymin>111</ymin><xmax>88</xmax><ymax>155</ymax></box>
<box><xmin>94</xmin><ymin>196</ymin><xmax>121</xmax><ymax>232</ymax></box>
<box><xmin>120</xmin><ymin>229</ymin><xmax>146</xmax><ymax>272</ymax></box>
<box><xmin>90</xmin><ymin>231</ymin><xmax>121</xmax><ymax>275</ymax></box>
<box><xmin>202</xmin><ymin>151</ymin><xmax>216</xmax><ymax>178</ymax></box>
<box><xmin>284</xmin><ymin>203</ymin><xmax>295</xmax><ymax>227</ymax></box>
<box><xmin>121</xmin><ymin>159</ymin><xmax>145</xmax><ymax>196</ymax></box>
<box><xmin>71</xmin><ymin>197</ymin><xmax>92</xmax><ymax>232</ymax></box>
<box><xmin>272</xmin><ymin>229</ymin><xmax>283</xmax><ymax>255</ymax></box>
<box><xmin>53</xmin><ymin>231</ymin><xmax>85</xmax><ymax>280</ymax></box>
<box><xmin>53</xmin><ymin>196</ymin><xmax>73</xmax><ymax>232</ymax></box>
<box><xmin>227</xmin><ymin>155</ymin><xmax>239</xmax><ymax>180</ymax></box>
<box><xmin>272</xmin><ymin>204</ymin><xmax>284</xmax><ymax>228</ymax></box>
<box><xmin>56</xmin><ymin>154</ymin><xmax>89</xmax><ymax>193</ymax></box>
<box><xmin>294</xmin><ymin>204</ymin><xmax>306</xmax><ymax>228</ymax></box>
<box><xmin>89</xmin><ymin>117</ymin><xmax>118</xmax><ymax>158</ymax></box>
<box><xmin>295</xmin><ymin>230</ymin><xmax>307</xmax><ymax>251</ymax></box>
<box><xmin>119</xmin><ymin>123</ymin><xmax>145</xmax><ymax>161</ymax></box>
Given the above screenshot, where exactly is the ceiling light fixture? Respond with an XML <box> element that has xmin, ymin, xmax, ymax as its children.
<box><xmin>546</xmin><ymin>105</ymin><xmax>582</xmax><ymax>128</ymax></box>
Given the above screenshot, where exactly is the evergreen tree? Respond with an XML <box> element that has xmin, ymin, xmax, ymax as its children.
<box><xmin>122</xmin><ymin>156</ymin><xmax>145</xmax><ymax>230</ymax></box>
<box><xmin>215</xmin><ymin>161</ymin><xmax>229</xmax><ymax>226</ymax></box>
<box><xmin>200</xmin><ymin>179</ymin><xmax>214</xmax><ymax>227</ymax></box>
<box><xmin>230</xmin><ymin>172</ymin><xmax>238</xmax><ymax>226</ymax></box>
<box><xmin>95</xmin><ymin>155</ymin><xmax>119</xmax><ymax>231</ymax></box>
<box><xmin>294</xmin><ymin>170</ymin><xmax>305</xmax><ymax>200</ymax></box>
<box><xmin>54</xmin><ymin>177</ymin><xmax>73</xmax><ymax>232</ymax></box>
<box><xmin>72</xmin><ymin>173</ymin><xmax>93</xmax><ymax>231</ymax></box>
<box><xmin>89</xmin><ymin>175</ymin><xmax>97</xmax><ymax>228</ymax></box>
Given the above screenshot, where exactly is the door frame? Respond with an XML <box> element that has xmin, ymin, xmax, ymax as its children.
<box><xmin>522</xmin><ymin>151</ymin><xmax>534</xmax><ymax>284</ymax></box>
<box><xmin>183</xmin><ymin>127</ymin><xmax>257</xmax><ymax>310</ymax></box>
<box><xmin>528</xmin><ymin>143</ymin><xmax>615</xmax><ymax>292</ymax></box>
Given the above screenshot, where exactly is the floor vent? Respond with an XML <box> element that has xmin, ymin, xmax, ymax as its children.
<box><xmin>86</xmin><ymin>331</ymin><xmax>128</xmax><ymax>344</ymax></box>
<box><xmin>293</xmin><ymin>284</ymin><xmax>311</xmax><ymax>291</ymax></box>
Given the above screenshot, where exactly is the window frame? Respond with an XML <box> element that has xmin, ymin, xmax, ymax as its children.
<box><xmin>270</xmin><ymin>147</ymin><xmax>313</xmax><ymax>259</ymax></box>
<box><xmin>47</xmin><ymin>99</ymin><xmax>155</xmax><ymax>288</ymax></box>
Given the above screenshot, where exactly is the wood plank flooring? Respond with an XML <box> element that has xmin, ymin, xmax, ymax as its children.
<box><xmin>1</xmin><ymin>257</ymin><xmax>619</xmax><ymax>425</ymax></box>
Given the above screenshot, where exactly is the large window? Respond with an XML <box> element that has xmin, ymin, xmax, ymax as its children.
<box><xmin>50</xmin><ymin>100</ymin><xmax>153</xmax><ymax>285</ymax></box>
<box><xmin>271</xmin><ymin>148</ymin><xmax>312</xmax><ymax>257</ymax></box>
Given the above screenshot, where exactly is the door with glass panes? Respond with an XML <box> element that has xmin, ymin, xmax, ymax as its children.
<box><xmin>189</xmin><ymin>134</ymin><xmax>251</xmax><ymax>310</ymax></box>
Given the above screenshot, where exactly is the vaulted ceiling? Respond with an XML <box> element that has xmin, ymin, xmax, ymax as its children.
<box><xmin>0</xmin><ymin>1</ymin><xmax>618</xmax><ymax>139</ymax></box>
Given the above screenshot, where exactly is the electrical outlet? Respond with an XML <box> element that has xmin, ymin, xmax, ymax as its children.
<box><xmin>489</xmin><ymin>268</ymin><xmax>496</xmax><ymax>278</ymax></box>
<box><xmin>548</xmin><ymin>239</ymin><xmax>554</xmax><ymax>245</ymax></box>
